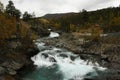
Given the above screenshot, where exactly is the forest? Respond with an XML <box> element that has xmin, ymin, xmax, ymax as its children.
<box><xmin>44</xmin><ymin>7</ymin><xmax>120</xmax><ymax>33</ymax></box>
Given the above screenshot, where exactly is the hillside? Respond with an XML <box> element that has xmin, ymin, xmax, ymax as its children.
<box><xmin>42</xmin><ymin>7</ymin><xmax>120</xmax><ymax>33</ymax></box>
<box><xmin>42</xmin><ymin>12</ymin><xmax>77</xmax><ymax>19</ymax></box>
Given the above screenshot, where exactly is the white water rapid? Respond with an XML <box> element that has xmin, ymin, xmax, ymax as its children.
<box><xmin>31</xmin><ymin>40</ymin><xmax>106</xmax><ymax>80</ymax></box>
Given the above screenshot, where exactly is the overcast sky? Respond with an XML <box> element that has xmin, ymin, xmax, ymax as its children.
<box><xmin>0</xmin><ymin>0</ymin><xmax>120</xmax><ymax>17</ymax></box>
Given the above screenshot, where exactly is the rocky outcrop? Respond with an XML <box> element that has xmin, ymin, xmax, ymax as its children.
<box><xmin>0</xmin><ymin>41</ymin><xmax>39</xmax><ymax>80</ymax></box>
<box><xmin>30</xmin><ymin>24</ymin><xmax>50</xmax><ymax>37</ymax></box>
<box><xmin>0</xmin><ymin>66</ymin><xmax>5</xmax><ymax>75</ymax></box>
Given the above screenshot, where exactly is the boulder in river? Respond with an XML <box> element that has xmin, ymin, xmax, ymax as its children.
<box><xmin>59</xmin><ymin>54</ymin><xmax>68</xmax><ymax>58</ymax></box>
<box><xmin>41</xmin><ymin>53</ymin><xmax>49</xmax><ymax>58</ymax></box>
<box><xmin>49</xmin><ymin>57</ymin><xmax>57</xmax><ymax>62</ymax></box>
<box><xmin>70</xmin><ymin>56</ymin><xmax>76</xmax><ymax>61</ymax></box>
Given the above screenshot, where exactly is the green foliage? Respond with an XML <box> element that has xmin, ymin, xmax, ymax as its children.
<box><xmin>0</xmin><ymin>1</ymin><xmax>4</xmax><ymax>12</ymax></box>
<box><xmin>5</xmin><ymin>0</ymin><xmax>21</xmax><ymax>19</ymax></box>
<box><xmin>14</xmin><ymin>9</ymin><xmax>21</xmax><ymax>20</ymax></box>
<box><xmin>81</xmin><ymin>9</ymin><xmax>89</xmax><ymax>23</ymax></box>
<box><xmin>23</xmin><ymin>11</ymin><xmax>32</xmax><ymax>22</ymax></box>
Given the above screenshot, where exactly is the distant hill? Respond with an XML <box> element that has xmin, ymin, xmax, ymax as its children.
<box><xmin>42</xmin><ymin>12</ymin><xmax>78</xmax><ymax>19</ymax></box>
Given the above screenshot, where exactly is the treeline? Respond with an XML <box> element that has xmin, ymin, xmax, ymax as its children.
<box><xmin>48</xmin><ymin>7</ymin><xmax>120</xmax><ymax>33</ymax></box>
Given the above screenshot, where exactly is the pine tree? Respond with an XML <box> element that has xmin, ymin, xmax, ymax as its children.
<box><xmin>0</xmin><ymin>1</ymin><xmax>4</xmax><ymax>12</ymax></box>
<box><xmin>23</xmin><ymin>11</ymin><xmax>32</xmax><ymax>21</ymax></box>
<box><xmin>6</xmin><ymin>0</ymin><xmax>21</xmax><ymax>19</ymax></box>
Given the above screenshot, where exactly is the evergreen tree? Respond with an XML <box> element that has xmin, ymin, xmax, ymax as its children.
<box><xmin>6</xmin><ymin>0</ymin><xmax>15</xmax><ymax>16</ymax></box>
<box><xmin>81</xmin><ymin>9</ymin><xmax>89</xmax><ymax>23</ymax></box>
<box><xmin>23</xmin><ymin>11</ymin><xmax>32</xmax><ymax>21</ymax></box>
<box><xmin>15</xmin><ymin>9</ymin><xmax>21</xmax><ymax>20</ymax></box>
<box><xmin>6</xmin><ymin>0</ymin><xmax>21</xmax><ymax>19</ymax></box>
<box><xmin>0</xmin><ymin>1</ymin><xmax>4</xmax><ymax>12</ymax></box>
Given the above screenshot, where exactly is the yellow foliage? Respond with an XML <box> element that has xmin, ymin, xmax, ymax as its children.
<box><xmin>30</xmin><ymin>32</ymin><xmax>37</xmax><ymax>40</ymax></box>
<box><xmin>54</xmin><ymin>23</ymin><xmax>61</xmax><ymax>30</ymax></box>
<box><xmin>39</xmin><ymin>18</ymin><xmax>49</xmax><ymax>24</ymax></box>
<box><xmin>0</xmin><ymin>13</ymin><xmax>16</xmax><ymax>40</ymax></box>
<box><xmin>70</xmin><ymin>24</ymin><xmax>76</xmax><ymax>32</ymax></box>
<box><xmin>90</xmin><ymin>25</ymin><xmax>102</xmax><ymax>40</ymax></box>
<box><xmin>20</xmin><ymin>21</ymin><xmax>29</xmax><ymax>38</ymax></box>
<box><xmin>110</xmin><ymin>17</ymin><xmax>120</xmax><ymax>26</ymax></box>
<box><xmin>0</xmin><ymin>13</ymin><xmax>36</xmax><ymax>47</ymax></box>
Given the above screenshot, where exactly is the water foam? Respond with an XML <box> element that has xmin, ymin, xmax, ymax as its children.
<box><xmin>49</xmin><ymin>32</ymin><xmax>60</xmax><ymax>38</ymax></box>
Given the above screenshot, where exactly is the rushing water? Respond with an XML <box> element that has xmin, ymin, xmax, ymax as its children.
<box><xmin>49</xmin><ymin>32</ymin><xmax>60</xmax><ymax>38</ymax></box>
<box><xmin>23</xmin><ymin>32</ymin><xmax>106</xmax><ymax>80</ymax></box>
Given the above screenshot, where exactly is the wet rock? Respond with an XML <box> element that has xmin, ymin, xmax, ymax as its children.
<box><xmin>101</xmin><ymin>57</ymin><xmax>110</xmax><ymax>63</ymax></box>
<box><xmin>70</xmin><ymin>56</ymin><xmax>76</xmax><ymax>61</ymax></box>
<box><xmin>27</xmin><ymin>47</ymin><xmax>39</xmax><ymax>57</ymax></box>
<box><xmin>0</xmin><ymin>66</ymin><xmax>6</xmax><ymax>75</ymax></box>
<box><xmin>80</xmin><ymin>54</ymin><xmax>89</xmax><ymax>60</ymax></box>
<box><xmin>84</xmin><ymin>78</ymin><xmax>95</xmax><ymax>80</ymax></box>
<box><xmin>8</xmin><ymin>68</ymin><xmax>17</xmax><ymax>75</ymax></box>
<box><xmin>31</xmin><ymin>24</ymin><xmax>50</xmax><ymax>37</ymax></box>
<box><xmin>41</xmin><ymin>53</ymin><xmax>49</xmax><ymax>58</ymax></box>
<box><xmin>56</xmin><ymin>50</ymin><xmax>62</xmax><ymax>53</ymax></box>
<box><xmin>49</xmin><ymin>57</ymin><xmax>57</xmax><ymax>62</ymax></box>
<box><xmin>2</xmin><ymin>61</ymin><xmax>23</xmax><ymax>70</ymax></box>
<box><xmin>59</xmin><ymin>54</ymin><xmax>68</xmax><ymax>58</ymax></box>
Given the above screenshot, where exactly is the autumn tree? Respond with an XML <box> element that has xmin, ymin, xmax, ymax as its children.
<box><xmin>70</xmin><ymin>24</ymin><xmax>76</xmax><ymax>32</ymax></box>
<box><xmin>54</xmin><ymin>23</ymin><xmax>61</xmax><ymax>30</ymax></box>
<box><xmin>91</xmin><ymin>25</ymin><xmax>102</xmax><ymax>41</ymax></box>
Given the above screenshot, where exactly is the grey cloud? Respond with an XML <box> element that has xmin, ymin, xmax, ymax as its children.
<box><xmin>1</xmin><ymin>0</ymin><xmax>119</xmax><ymax>16</ymax></box>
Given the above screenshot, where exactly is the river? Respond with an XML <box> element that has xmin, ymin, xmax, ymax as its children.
<box><xmin>22</xmin><ymin>32</ymin><xmax>106</xmax><ymax>80</ymax></box>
